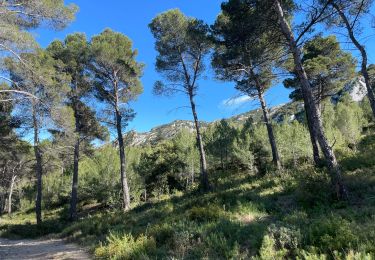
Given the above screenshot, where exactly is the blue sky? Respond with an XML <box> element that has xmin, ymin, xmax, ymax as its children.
<box><xmin>34</xmin><ymin>0</ymin><xmax>375</xmax><ymax>133</ymax></box>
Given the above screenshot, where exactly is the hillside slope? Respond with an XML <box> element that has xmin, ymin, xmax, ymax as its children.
<box><xmin>1</xmin><ymin>134</ymin><xmax>375</xmax><ymax>259</ymax></box>
<box><xmin>125</xmin><ymin>77</ymin><xmax>367</xmax><ymax>147</ymax></box>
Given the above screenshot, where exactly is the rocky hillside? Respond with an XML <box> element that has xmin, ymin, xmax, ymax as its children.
<box><xmin>125</xmin><ymin>77</ymin><xmax>367</xmax><ymax>147</ymax></box>
<box><xmin>125</xmin><ymin>120</ymin><xmax>209</xmax><ymax>146</ymax></box>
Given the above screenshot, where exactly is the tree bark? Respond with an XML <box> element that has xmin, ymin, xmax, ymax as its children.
<box><xmin>189</xmin><ymin>93</ymin><xmax>210</xmax><ymax>191</ymax></box>
<box><xmin>1</xmin><ymin>164</ymin><xmax>8</xmax><ymax>215</ymax></box>
<box><xmin>332</xmin><ymin>2</ymin><xmax>375</xmax><ymax>120</ymax></box>
<box><xmin>220</xmin><ymin>153</ymin><xmax>224</xmax><ymax>170</ymax></box>
<box><xmin>115</xmin><ymin>99</ymin><xmax>131</xmax><ymax>211</ymax></box>
<box><xmin>32</xmin><ymin>105</ymin><xmax>43</xmax><ymax>225</ymax></box>
<box><xmin>250</xmin><ymin>69</ymin><xmax>281</xmax><ymax>169</ymax></box>
<box><xmin>258</xmin><ymin>91</ymin><xmax>281</xmax><ymax>169</ymax></box>
<box><xmin>191</xmin><ymin>159</ymin><xmax>195</xmax><ymax>185</ymax></box>
<box><xmin>69</xmin><ymin>99</ymin><xmax>80</xmax><ymax>221</ymax></box>
<box><xmin>252</xmin><ymin>82</ymin><xmax>281</xmax><ymax>169</ymax></box>
<box><xmin>7</xmin><ymin>174</ymin><xmax>16</xmax><ymax>216</ymax></box>
<box><xmin>69</xmin><ymin>136</ymin><xmax>80</xmax><ymax>220</ymax></box>
<box><xmin>304</xmin><ymin>102</ymin><xmax>321</xmax><ymax>165</ymax></box>
<box><xmin>274</xmin><ymin>0</ymin><xmax>348</xmax><ymax>199</ymax></box>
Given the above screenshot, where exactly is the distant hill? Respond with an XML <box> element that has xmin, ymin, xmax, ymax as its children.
<box><xmin>124</xmin><ymin>77</ymin><xmax>367</xmax><ymax>147</ymax></box>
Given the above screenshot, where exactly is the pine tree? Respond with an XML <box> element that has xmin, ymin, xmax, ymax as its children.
<box><xmin>89</xmin><ymin>29</ymin><xmax>143</xmax><ymax>211</ymax></box>
<box><xmin>5</xmin><ymin>49</ymin><xmax>70</xmax><ymax>224</ymax></box>
<box><xmin>283</xmin><ymin>35</ymin><xmax>356</xmax><ymax>164</ymax></box>
<box><xmin>211</xmin><ymin>0</ymin><xmax>283</xmax><ymax>169</ymax></box>
<box><xmin>0</xmin><ymin>0</ymin><xmax>77</xmax><ymax>100</ymax></box>
<box><xmin>149</xmin><ymin>9</ymin><xmax>212</xmax><ymax>191</ymax></box>
<box><xmin>271</xmin><ymin>0</ymin><xmax>347</xmax><ymax>199</ymax></box>
<box><xmin>47</xmin><ymin>33</ymin><xmax>108</xmax><ymax>220</ymax></box>
<box><xmin>320</xmin><ymin>0</ymin><xmax>375</xmax><ymax>120</ymax></box>
<box><xmin>206</xmin><ymin>120</ymin><xmax>237</xmax><ymax>169</ymax></box>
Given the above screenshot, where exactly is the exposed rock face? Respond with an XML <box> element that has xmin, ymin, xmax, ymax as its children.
<box><xmin>332</xmin><ymin>77</ymin><xmax>368</xmax><ymax>103</ymax></box>
<box><xmin>125</xmin><ymin>120</ymin><xmax>207</xmax><ymax>146</ymax></box>
<box><xmin>124</xmin><ymin>78</ymin><xmax>367</xmax><ymax>147</ymax></box>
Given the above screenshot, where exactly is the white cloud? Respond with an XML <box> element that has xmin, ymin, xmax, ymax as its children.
<box><xmin>221</xmin><ymin>95</ymin><xmax>254</xmax><ymax>108</ymax></box>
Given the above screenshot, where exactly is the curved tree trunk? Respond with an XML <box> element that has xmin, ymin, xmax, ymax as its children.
<box><xmin>32</xmin><ymin>105</ymin><xmax>43</xmax><ymax>225</ymax></box>
<box><xmin>189</xmin><ymin>93</ymin><xmax>210</xmax><ymax>191</ymax></box>
<box><xmin>274</xmin><ymin>0</ymin><xmax>348</xmax><ymax>200</ymax></box>
<box><xmin>332</xmin><ymin>2</ymin><xmax>375</xmax><ymax>120</ymax></box>
<box><xmin>115</xmin><ymin>106</ymin><xmax>130</xmax><ymax>211</ymax></box>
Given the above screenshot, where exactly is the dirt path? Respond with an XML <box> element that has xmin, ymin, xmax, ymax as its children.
<box><xmin>0</xmin><ymin>238</ymin><xmax>91</xmax><ymax>260</ymax></box>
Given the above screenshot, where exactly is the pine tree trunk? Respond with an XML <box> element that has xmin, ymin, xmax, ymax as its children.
<box><xmin>69</xmin><ymin>137</ymin><xmax>80</xmax><ymax>221</ymax></box>
<box><xmin>274</xmin><ymin>0</ymin><xmax>348</xmax><ymax>199</ymax></box>
<box><xmin>69</xmin><ymin>100</ymin><xmax>80</xmax><ymax>221</ymax></box>
<box><xmin>304</xmin><ymin>102</ymin><xmax>321</xmax><ymax>165</ymax></box>
<box><xmin>115</xmin><ymin>106</ymin><xmax>130</xmax><ymax>210</ymax></box>
<box><xmin>189</xmin><ymin>93</ymin><xmax>210</xmax><ymax>191</ymax></box>
<box><xmin>7</xmin><ymin>174</ymin><xmax>16</xmax><ymax>216</ymax></box>
<box><xmin>332</xmin><ymin>2</ymin><xmax>375</xmax><ymax>120</ymax></box>
<box><xmin>191</xmin><ymin>159</ymin><xmax>195</xmax><ymax>185</ymax></box>
<box><xmin>32</xmin><ymin>105</ymin><xmax>43</xmax><ymax>225</ymax></box>
<box><xmin>251</xmin><ymin>69</ymin><xmax>281</xmax><ymax>169</ymax></box>
<box><xmin>0</xmin><ymin>197</ymin><xmax>4</xmax><ymax>215</ymax></box>
<box><xmin>258</xmin><ymin>91</ymin><xmax>281</xmax><ymax>169</ymax></box>
<box><xmin>0</xmin><ymin>165</ymin><xmax>7</xmax><ymax>215</ymax></box>
<box><xmin>221</xmin><ymin>153</ymin><xmax>224</xmax><ymax>170</ymax></box>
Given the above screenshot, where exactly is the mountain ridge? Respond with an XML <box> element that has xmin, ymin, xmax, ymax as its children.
<box><xmin>125</xmin><ymin>77</ymin><xmax>367</xmax><ymax>147</ymax></box>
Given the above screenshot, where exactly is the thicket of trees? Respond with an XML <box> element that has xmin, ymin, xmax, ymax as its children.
<box><xmin>1</xmin><ymin>0</ymin><xmax>375</xmax><ymax>226</ymax></box>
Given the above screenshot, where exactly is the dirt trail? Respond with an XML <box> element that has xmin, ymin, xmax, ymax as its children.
<box><xmin>0</xmin><ymin>238</ymin><xmax>91</xmax><ymax>260</ymax></box>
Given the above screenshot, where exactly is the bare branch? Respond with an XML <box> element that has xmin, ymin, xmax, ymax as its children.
<box><xmin>0</xmin><ymin>89</ymin><xmax>38</xmax><ymax>100</ymax></box>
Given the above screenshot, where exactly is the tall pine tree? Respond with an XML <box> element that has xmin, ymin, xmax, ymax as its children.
<box><xmin>212</xmin><ymin>0</ymin><xmax>283</xmax><ymax>169</ymax></box>
<box><xmin>89</xmin><ymin>29</ymin><xmax>143</xmax><ymax>211</ymax></box>
<box><xmin>149</xmin><ymin>9</ymin><xmax>212</xmax><ymax>190</ymax></box>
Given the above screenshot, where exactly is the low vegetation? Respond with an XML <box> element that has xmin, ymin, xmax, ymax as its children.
<box><xmin>1</xmin><ymin>0</ymin><xmax>375</xmax><ymax>259</ymax></box>
<box><xmin>2</xmin><ymin>129</ymin><xmax>375</xmax><ymax>258</ymax></box>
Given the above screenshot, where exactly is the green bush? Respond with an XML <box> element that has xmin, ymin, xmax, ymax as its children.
<box><xmin>148</xmin><ymin>223</ymin><xmax>174</xmax><ymax>244</ymax></box>
<box><xmin>267</xmin><ymin>224</ymin><xmax>302</xmax><ymax>252</ymax></box>
<box><xmin>187</xmin><ymin>204</ymin><xmax>226</xmax><ymax>222</ymax></box>
<box><xmin>94</xmin><ymin>233</ymin><xmax>156</xmax><ymax>260</ymax></box>
<box><xmin>307</xmin><ymin>215</ymin><xmax>358</xmax><ymax>253</ymax></box>
<box><xmin>170</xmin><ymin>230</ymin><xmax>195</xmax><ymax>259</ymax></box>
<box><xmin>295</xmin><ymin>168</ymin><xmax>332</xmax><ymax>207</ymax></box>
<box><xmin>257</xmin><ymin>234</ymin><xmax>288</xmax><ymax>260</ymax></box>
<box><xmin>205</xmin><ymin>232</ymin><xmax>241</xmax><ymax>259</ymax></box>
<box><xmin>297</xmin><ymin>250</ymin><xmax>374</xmax><ymax>260</ymax></box>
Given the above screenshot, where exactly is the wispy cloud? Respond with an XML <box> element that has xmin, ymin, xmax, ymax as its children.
<box><xmin>221</xmin><ymin>95</ymin><xmax>254</xmax><ymax>108</ymax></box>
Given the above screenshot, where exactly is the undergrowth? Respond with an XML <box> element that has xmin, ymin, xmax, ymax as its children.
<box><xmin>1</xmin><ymin>152</ymin><xmax>375</xmax><ymax>259</ymax></box>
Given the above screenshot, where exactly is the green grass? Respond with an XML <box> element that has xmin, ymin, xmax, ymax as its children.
<box><xmin>1</xmin><ymin>158</ymin><xmax>375</xmax><ymax>259</ymax></box>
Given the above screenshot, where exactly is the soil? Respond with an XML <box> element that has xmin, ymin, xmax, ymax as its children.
<box><xmin>0</xmin><ymin>238</ymin><xmax>91</xmax><ymax>260</ymax></box>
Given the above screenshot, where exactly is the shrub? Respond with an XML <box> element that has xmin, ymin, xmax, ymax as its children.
<box><xmin>258</xmin><ymin>235</ymin><xmax>288</xmax><ymax>260</ymax></box>
<box><xmin>307</xmin><ymin>215</ymin><xmax>358</xmax><ymax>253</ymax></box>
<box><xmin>253</xmin><ymin>223</ymin><xmax>302</xmax><ymax>259</ymax></box>
<box><xmin>205</xmin><ymin>232</ymin><xmax>241</xmax><ymax>259</ymax></box>
<box><xmin>148</xmin><ymin>223</ymin><xmax>174</xmax><ymax>244</ymax></box>
<box><xmin>170</xmin><ymin>230</ymin><xmax>194</xmax><ymax>259</ymax></box>
<box><xmin>267</xmin><ymin>224</ymin><xmax>302</xmax><ymax>252</ymax></box>
<box><xmin>187</xmin><ymin>204</ymin><xmax>226</xmax><ymax>222</ymax></box>
<box><xmin>295</xmin><ymin>168</ymin><xmax>332</xmax><ymax>208</ymax></box>
<box><xmin>94</xmin><ymin>233</ymin><xmax>156</xmax><ymax>260</ymax></box>
<box><xmin>297</xmin><ymin>250</ymin><xmax>374</xmax><ymax>260</ymax></box>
